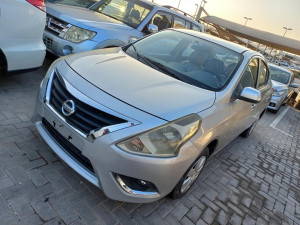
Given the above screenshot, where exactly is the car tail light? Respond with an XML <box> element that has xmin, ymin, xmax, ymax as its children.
<box><xmin>26</xmin><ymin>0</ymin><xmax>46</xmax><ymax>12</ymax></box>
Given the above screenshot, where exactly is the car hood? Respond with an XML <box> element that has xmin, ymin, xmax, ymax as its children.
<box><xmin>46</xmin><ymin>3</ymin><xmax>134</xmax><ymax>31</ymax></box>
<box><xmin>271</xmin><ymin>80</ymin><xmax>288</xmax><ymax>89</ymax></box>
<box><xmin>65</xmin><ymin>48</ymin><xmax>216</xmax><ymax>121</ymax></box>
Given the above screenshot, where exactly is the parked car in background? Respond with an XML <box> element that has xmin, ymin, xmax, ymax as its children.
<box><xmin>279</xmin><ymin>61</ymin><xmax>291</xmax><ymax>69</ymax></box>
<box><xmin>33</xmin><ymin>29</ymin><xmax>272</xmax><ymax>203</ymax></box>
<box><xmin>0</xmin><ymin>0</ymin><xmax>46</xmax><ymax>77</ymax></box>
<box><xmin>43</xmin><ymin>0</ymin><xmax>204</xmax><ymax>56</ymax></box>
<box><xmin>46</xmin><ymin>0</ymin><xmax>99</xmax><ymax>8</ymax></box>
<box><xmin>268</xmin><ymin>63</ymin><xmax>299</xmax><ymax>112</ymax></box>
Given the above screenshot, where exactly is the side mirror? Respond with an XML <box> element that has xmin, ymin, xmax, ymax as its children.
<box><xmin>237</xmin><ymin>87</ymin><xmax>261</xmax><ymax>103</ymax></box>
<box><xmin>289</xmin><ymin>82</ymin><xmax>299</xmax><ymax>88</ymax></box>
<box><xmin>129</xmin><ymin>38</ymin><xmax>138</xmax><ymax>44</ymax></box>
<box><xmin>148</xmin><ymin>24</ymin><xmax>158</xmax><ymax>33</ymax></box>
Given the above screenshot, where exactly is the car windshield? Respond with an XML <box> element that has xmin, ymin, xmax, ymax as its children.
<box><xmin>46</xmin><ymin>0</ymin><xmax>99</xmax><ymax>8</ymax></box>
<box><xmin>269</xmin><ymin>66</ymin><xmax>291</xmax><ymax>84</ymax></box>
<box><xmin>90</xmin><ymin>0</ymin><xmax>152</xmax><ymax>29</ymax></box>
<box><xmin>124</xmin><ymin>30</ymin><xmax>242</xmax><ymax>91</ymax></box>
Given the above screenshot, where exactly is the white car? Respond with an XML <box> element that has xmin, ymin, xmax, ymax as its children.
<box><xmin>268</xmin><ymin>64</ymin><xmax>299</xmax><ymax>112</ymax></box>
<box><xmin>0</xmin><ymin>0</ymin><xmax>46</xmax><ymax>77</ymax></box>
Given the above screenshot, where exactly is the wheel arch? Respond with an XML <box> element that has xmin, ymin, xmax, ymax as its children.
<box><xmin>259</xmin><ymin>108</ymin><xmax>267</xmax><ymax>120</ymax></box>
<box><xmin>206</xmin><ymin>139</ymin><xmax>218</xmax><ymax>157</ymax></box>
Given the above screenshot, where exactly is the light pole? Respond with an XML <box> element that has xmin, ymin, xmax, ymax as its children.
<box><xmin>194</xmin><ymin>4</ymin><xmax>199</xmax><ymax>17</ymax></box>
<box><xmin>283</xmin><ymin>27</ymin><xmax>292</xmax><ymax>37</ymax></box>
<box><xmin>177</xmin><ymin>0</ymin><xmax>182</xmax><ymax>9</ymax></box>
<box><xmin>196</xmin><ymin>0</ymin><xmax>207</xmax><ymax>20</ymax></box>
<box><xmin>244</xmin><ymin>17</ymin><xmax>252</xmax><ymax>26</ymax></box>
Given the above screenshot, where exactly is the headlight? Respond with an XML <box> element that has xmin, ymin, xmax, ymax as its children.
<box><xmin>63</xmin><ymin>26</ymin><xmax>96</xmax><ymax>43</ymax></box>
<box><xmin>117</xmin><ymin>114</ymin><xmax>201</xmax><ymax>157</ymax></box>
<box><xmin>272</xmin><ymin>87</ymin><xmax>285</xmax><ymax>97</ymax></box>
<box><xmin>272</xmin><ymin>91</ymin><xmax>284</xmax><ymax>97</ymax></box>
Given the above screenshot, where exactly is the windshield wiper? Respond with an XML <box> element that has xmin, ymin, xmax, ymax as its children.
<box><xmin>142</xmin><ymin>57</ymin><xmax>184</xmax><ymax>81</ymax></box>
<box><xmin>130</xmin><ymin>45</ymin><xmax>182</xmax><ymax>81</ymax></box>
<box><xmin>131</xmin><ymin>44</ymin><xmax>155</xmax><ymax>68</ymax></box>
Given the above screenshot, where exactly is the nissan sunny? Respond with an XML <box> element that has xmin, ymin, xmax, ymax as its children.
<box><xmin>33</xmin><ymin>29</ymin><xmax>272</xmax><ymax>203</ymax></box>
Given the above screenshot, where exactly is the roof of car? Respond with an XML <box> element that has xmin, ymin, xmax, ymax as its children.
<box><xmin>268</xmin><ymin>63</ymin><xmax>292</xmax><ymax>73</ymax></box>
<box><xmin>138</xmin><ymin>0</ymin><xmax>202</xmax><ymax>26</ymax></box>
<box><xmin>174</xmin><ymin>29</ymin><xmax>255</xmax><ymax>54</ymax></box>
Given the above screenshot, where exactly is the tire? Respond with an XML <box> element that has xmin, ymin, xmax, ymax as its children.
<box><xmin>240</xmin><ymin>119</ymin><xmax>259</xmax><ymax>138</ymax></box>
<box><xmin>169</xmin><ymin>147</ymin><xmax>209</xmax><ymax>199</ymax></box>
<box><xmin>240</xmin><ymin>118</ymin><xmax>259</xmax><ymax>138</ymax></box>
<box><xmin>0</xmin><ymin>60</ymin><xmax>4</xmax><ymax>80</ymax></box>
<box><xmin>0</xmin><ymin>58</ymin><xmax>7</xmax><ymax>80</ymax></box>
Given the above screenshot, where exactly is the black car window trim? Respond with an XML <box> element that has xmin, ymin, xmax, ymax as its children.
<box><xmin>257</xmin><ymin>58</ymin><xmax>270</xmax><ymax>90</ymax></box>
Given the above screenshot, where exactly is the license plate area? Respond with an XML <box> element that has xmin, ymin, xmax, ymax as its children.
<box><xmin>44</xmin><ymin>108</ymin><xmax>84</xmax><ymax>150</ymax></box>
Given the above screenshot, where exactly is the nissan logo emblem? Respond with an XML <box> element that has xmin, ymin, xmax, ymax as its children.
<box><xmin>62</xmin><ymin>100</ymin><xmax>75</xmax><ymax>117</ymax></box>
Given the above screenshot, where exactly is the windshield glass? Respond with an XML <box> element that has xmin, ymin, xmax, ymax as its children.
<box><xmin>90</xmin><ymin>0</ymin><xmax>152</xmax><ymax>28</ymax></box>
<box><xmin>269</xmin><ymin>66</ymin><xmax>291</xmax><ymax>84</ymax></box>
<box><xmin>46</xmin><ymin>0</ymin><xmax>99</xmax><ymax>8</ymax></box>
<box><xmin>124</xmin><ymin>30</ymin><xmax>242</xmax><ymax>91</ymax></box>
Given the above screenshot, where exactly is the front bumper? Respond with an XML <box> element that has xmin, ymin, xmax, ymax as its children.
<box><xmin>43</xmin><ymin>30</ymin><xmax>99</xmax><ymax>56</ymax></box>
<box><xmin>267</xmin><ymin>95</ymin><xmax>285</xmax><ymax>111</ymax></box>
<box><xmin>33</xmin><ymin>68</ymin><xmax>201</xmax><ymax>203</ymax></box>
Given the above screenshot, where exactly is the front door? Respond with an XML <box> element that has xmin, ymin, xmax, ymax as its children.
<box><xmin>229</xmin><ymin>58</ymin><xmax>260</xmax><ymax>137</ymax></box>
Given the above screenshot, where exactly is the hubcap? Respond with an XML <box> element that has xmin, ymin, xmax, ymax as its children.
<box><xmin>181</xmin><ymin>156</ymin><xmax>206</xmax><ymax>193</ymax></box>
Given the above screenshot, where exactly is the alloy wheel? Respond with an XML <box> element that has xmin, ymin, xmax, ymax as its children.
<box><xmin>181</xmin><ymin>156</ymin><xmax>206</xmax><ymax>193</ymax></box>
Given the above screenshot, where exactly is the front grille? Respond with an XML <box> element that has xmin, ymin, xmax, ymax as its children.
<box><xmin>45</xmin><ymin>15</ymin><xmax>69</xmax><ymax>37</ymax></box>
<box><xmin>43</xmin><ymin>36</ymin><xmax>53</xmax><ymax>49</ymax></box>
<box><xmin>49</xmin><ymin>71</ymin><xmax>127</xmax><ymax>134</ymax></box>
<box><xmin>42</xmin><ymin>118</ymin><xmax>95</xmax><ymax>174</ymax></box>
<box><xmin>269</xmin><ymin>102</ymin><xmax>276</xmax><ymax>107</ymax></box>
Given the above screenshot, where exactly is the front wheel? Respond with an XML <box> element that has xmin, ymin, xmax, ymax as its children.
<box><xmin>169</xmin><ymin>148</ymin><xmax>209</xmax><ymax>199</ymax></box>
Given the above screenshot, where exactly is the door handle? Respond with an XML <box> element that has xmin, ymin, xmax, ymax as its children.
<box><xmin>250</xmin><ymin>104</ymin><xmax>256</xmax><ymax>110</ymax></box>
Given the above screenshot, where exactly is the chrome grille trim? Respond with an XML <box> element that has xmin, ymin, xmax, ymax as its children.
<box><xmin>44</xmin><ymin>69</ymin><xmax>140</xmax><ymax>142</ymax></box>
<box><xmin>46</xmin><ymin>15</ymin><xmax>71</xmax><ymax>38</ymax></box>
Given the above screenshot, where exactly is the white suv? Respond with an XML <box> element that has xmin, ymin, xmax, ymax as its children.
<box><xmin>0</xmin><ymin>0</ymin><xmax>46</xmax><ymax>77</ymax></box>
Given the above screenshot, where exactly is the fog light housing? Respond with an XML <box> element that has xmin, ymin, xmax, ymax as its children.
<box><xmin>114</xmin><ymin>174</ymin><xmax>158</xmax><ymax>195</ymax></box>
<box><xmin>63</xmin><ymin>45</ymin><xmax>73</xmax><ymax>55</ymax></box>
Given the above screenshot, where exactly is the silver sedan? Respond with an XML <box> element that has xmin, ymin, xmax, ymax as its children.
<box><xmin>33</xmin><ymin>29</ymin><xmax>272</xmax><ymax>203</ymax></box>
<box><xmin>268</xmin><ymin>63</ymin><xmax>299</xmax><ymax>112</ymax></box>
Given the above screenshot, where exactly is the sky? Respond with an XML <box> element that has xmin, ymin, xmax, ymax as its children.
<box><xmin>152</xmin><ymin>0</ymin><xmax>300</xmax><ymax>41</ymax></box>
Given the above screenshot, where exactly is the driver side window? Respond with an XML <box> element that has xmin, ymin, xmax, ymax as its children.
<box><xmin>235</xmin><ymin>58</ymin><xmax>258</xmax><ymax>95</ymax></box>
<box><xmin>147</xmin><ymin>11</ymin><xmax>172</xmax><ymax>32</ymax></box>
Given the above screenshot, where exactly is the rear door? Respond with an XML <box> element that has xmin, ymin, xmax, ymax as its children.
<box><xmin>256</xmin><ymin>59</ymin><xmax>272</xmax><ymax>112</ymax></box>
